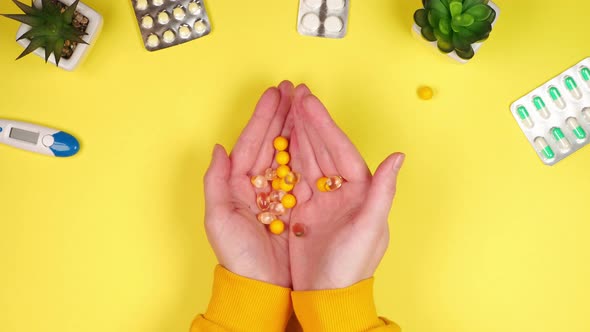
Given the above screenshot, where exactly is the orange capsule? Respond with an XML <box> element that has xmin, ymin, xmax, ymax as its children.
<box><xmin>292</xmin><ymin>223</ymin><xmax>306</xmax><ymax>237</ymax></box>
<box><xmin>256</xmin><ymin>192</ymin><xmax>270</xmax><ymax>211</ymax></box>
<box><xmin>269</xmin><ymin>202</ymin><xmax>286</xmax><ymax>216</ymax></box>
<box><xmin>325</xmin><ymin>176</ymin><xmax>343</xmax><ymax>192</ymax></box>
<box><xmin>264</xmin><ymin>168</ymin><xmax>277</xmax><ymax>181</ymax></box>
<box><xmin>284</xmin><ymin>172</ymin><xmax>301</xmax><ymax>185</ymax></box>
<box><xmin>257</xmin><ymin>212</ymin><xmax>275</xmax><ymax>225</ymax></box>
<box><xmin>269</xmin><ymin>190</ymin><xmax>286</xmax><ymax>203</ymax></box>
<box><xmin>251</xmin><ymin>175</ymin><xmax>267</xmax><ymax>189</ymax></box>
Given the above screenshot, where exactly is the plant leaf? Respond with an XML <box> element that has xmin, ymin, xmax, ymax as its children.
<box><xmin>455</xmin><ymin>26</ymin><xmax>478</xmax><ymax>44</ymax></box>
<box><xmin>414</xmin><ymin>9</ymin><xmax>429</xmax><ymax>28</ymax></box>
<box><xmin>462</xmin><ymin>0</ymin><xmax>484</xmax><ymax>11</ymax></box>
<box><xmin>62</xmin><ymin>0</ymin><xmax>80</xmax><ymax>24</ymax></box>
<box><xmin>43</xmin><ymin>38</ymin><xmax>57</xmax><ymax>63</ymax></box>
<box><xmin>486</xmin><ymin>8</ymin><xmax>496</xmax><ymax>23</ymax></box>
<box><xmin>426</xmin><ymin>0</ymin><xmax>448</xmax><ymax>15</ymax></box>
<box><xmin>437</xmin><ymin>38</ymin><xmax>454</xmax><ymax>53</ymax></box>
<box><xmin>453</xmin><ymin>13</ymin><xmax>475</xmax><ymax>27</ymax></box>
<box><xmin>16</xmin><ymin>27</ymin><xmax>53</xmax><ymax>40</ymax></box>
<box><xmin>449</xmin><ymin>1</ymin><xmax>462</xmax><ymax>17</ymax></box>
<box><xmin>53</xmin><ymin>38</ymin><xmax>64</xmax><ymax>66</ymax></box>
<box><xmin>462</xmin><ymin>20</ymin><xmax>492</xmax><ymax>37</ymax></box>
<box><xmin>455</xmin><ymin>46</ymin><xmax>475</xmax><ymax>59</ymax></box>
<box><xmin>16</xmin><ymin>36</ymin><xmax>45</xmax><ymax>60</ymax></box>
<box><xmin>465</xmin><ymin>4</ymin><xmax>492</xmax><ymax>21</ymax></box>
<box><xmin>2</xmin><ymin>14</ymin><xmax>44</xmax><ymax>26</ymax></box>
<box><xmin>439</xmin><ymin>17</ymin><xmax>451</xmax><ymax>35</ymax></box>
<box><xmin>421</xmin><ymin>25</ymin><xmax>437</xmax><ymax>42</ymax></box>
<box><xmin>452</xmin><ymin>31</ymin><xmax>470</xmax><ymax>50</ymax></box>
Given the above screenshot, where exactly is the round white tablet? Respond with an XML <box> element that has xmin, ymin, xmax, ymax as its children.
<box><xmin>147</xmin><ymin>34</ymin><xmax>160</xmax><ymax>47</ymax></box>
<box><xmin>158</xmin><ymin>11</ymin><xmax>170</xmax><ymax>24</ymax></box>
<box><xmin>179</xmin><ymin>25</ymin><xmax>191</xmax><ymax>38</ymax></box>
<box><xmin>152</xmin><ymin>0</ymin><xmax>164</xmax><ymax>6</ymax></box>
<box><xmin>301</xmin><ymin>12</ymin><xmax>320</xmax><ymax>31</ymax></box>
<box><xmin>304</xmin><ymin>0</ymin><xmax>322</xmax><ymax>9</ymax></box>
<box><xmin>163</xmin><ymin>30</ymin><xmax>175</xmax><ymax>43</ymax></box>
<box><xmin>173</xmin><ymin>6</ymin><xmax>186</xmax><ymax>20</ymax></box>
<box><xmin>194</xmin><ymin>20</ymin><xmax>207</xmax><ymax>34</ymax></box>
<box><xmin>136</xmin><ymin>0</ymin><xmax>148</xmax><ymax>10</ymax></box>
<box><xmin>188</xmin><ymin>2</ymin><xmax>202</xmax><ymax>15</ymax></box>
<box><xmin>327</xmin><ymin>0</ymin><xmax>345</xmax><ymax>10</ymax></box>
<box><xmin>324</xmin><ymin>15</ymin><xmax>343</xmax><ymax>32</ymax></box>
<box><xmin>141</xmin><ymin>15</ymin><xmax>154</xmax><ymax>29</ymax></box>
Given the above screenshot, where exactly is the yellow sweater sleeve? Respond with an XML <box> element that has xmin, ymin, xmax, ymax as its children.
<box><xmin>291</xmin><ymin>278</ymin><xmax>401</xmax><ymax>332</ymax></box>
<box><xmin>190</xmin><ymin>265</ymin><xmax>293</xmax><ymax>332</ymax></box>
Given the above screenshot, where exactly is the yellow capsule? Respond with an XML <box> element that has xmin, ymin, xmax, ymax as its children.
<box><xmin>269</xmin><ymin>219</ymin><xmax>285</xmax><ymax>235</ymax></box>
<box><xmin>284</xmin><ymin>172</ymin><xmax>301</xmax><ymax>185</ymax></box>
<box><xmin>316</xmin><ymin>177</ymin><xmax>329</xmax><ymax>192</ymax></box>
<box><xmin>417</xmin><ymin>86</ymin><xmax>433</xmax><ymax>100</ymax></box>
<box><xmin>273</xmin><ymin>136</ymin><xmax>289</xmax><ymax>151</ymax></box>
<box><xmin>271</xmin><ymin>178</ymin><xmax>281</xmax><ymax>190</ymax></box>
<box><xmin>281</xmin><ymin>194</ymin><xmax>297</xmax><ymax>209</ymax></box>
<box><xmin>250</xmin><ymin>175</ymin><xmax>268</xmax><ymax>189</ymax></box>
<box><xmin>279</xmin><ymin>178</ymin><xmax>294</xmax><ymax>192</ymax></box>
<box><xmin>276</xmin><ymin>165</ymin><xmax>291</xmax><ymax>178</ymax></box>
<box><xmin>276</xmin><ymin>151</ymin><xmax>290</xmax><ymax>165</ymax></box>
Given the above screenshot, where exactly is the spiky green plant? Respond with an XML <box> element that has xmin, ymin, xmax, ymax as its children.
<box><xmin>414</xmin><ymin>0</ymin><xmax>496</xmax><ymax>60</ymax></box>
<box><xmin>2</xmin><ymin>0</ymin><xmax>87</xmax><ymax>66</ymax></box>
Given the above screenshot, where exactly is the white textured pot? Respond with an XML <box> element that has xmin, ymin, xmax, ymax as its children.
<box><xmin>15</xmin><ymin>0</ymin><xmax>103</xmax><ymax>71</ymax></box>
<box><xmin>412</xmin><ymin>1</ymin><xmax>500</xmax><ymax>64</ymax></box>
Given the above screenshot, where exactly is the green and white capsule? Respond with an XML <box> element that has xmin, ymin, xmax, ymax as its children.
<box><xmin>583</xmin><ymin>107</ymin><xmax>590</xmax><ymax>122</ymax></box>
<box><xmin>533</xmin><ymin>96</ymin><xmax>550</xmax><ymax>119</ymax></box>
<box><xmin>564</xmin><ymin>76</ymin><xmax>582</xmax><ymax>99</ymax></box>
<box><xmin>566</xmin><ymin>117</ymin><xmax>587</xmax><ymax>140</ymax></box>
<box><xmin>551</xmin><ymin>127</ymin><xmax>571</xmax><ymax>151</ymax></box>
<box><xmin>581</xmin><ymin>67</ymin><xmax>590</xmax><ymax>88</ymax></box>
<box><xmin>516</xmin><ymin>105</ymin><xmax>534</xmax><ymax>128</ymax></box>
<box><xmin>534</xmin><ymin>137</ymin><xmax>555</xmax><ymax>160</ymax></box>
<box><xmin>548</xmin><ymin>86</ymin><xmax>566</xmax><ymax>109</ymax></box>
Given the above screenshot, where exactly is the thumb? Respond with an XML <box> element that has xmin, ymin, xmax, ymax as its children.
<box><xmin>204</xmin><ymin>144</ymin><xmax>231</xmax><ymax>216</ymax></box>
<box><xmin>361</xmin><ymin>153</ymin><xmax>406</xmax><ymax>223</ymax></box>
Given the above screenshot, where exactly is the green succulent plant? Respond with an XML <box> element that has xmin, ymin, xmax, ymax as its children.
<box><xmin>2</xmin><ymin>0</ymin><xmax>87</xmax><ymax>66</ymax></box>
<box><xmin>414</xmin><ymin>0</ymin><xmax>496</xmax><ymax>60</ymax></box>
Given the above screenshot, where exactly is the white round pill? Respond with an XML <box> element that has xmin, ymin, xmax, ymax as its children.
<box><xmin>136</xmin><ymin>0</ymin><xmax>148</xmax><ymax>10</ymax></box>
<box><xmin>173</xmin><ymin>6</ymin><xmax>186</xmax><ymax>20</ymax></box>
<box><xmin>152</xmin><ymin>0</ymin><xmax>163</xmax><ymax>6</ymax></box>
<box><xmin>327</xmin><ymin>0</ymin><xmax>345</xmax><ymax>10</ymax></box>
<box><xmin>141</xmin><ymin>15</ymin><xmax>154</xmax><ymax>29</ymax></box>
<box><xmin>179</xmin><ymin>25</ymin><xmax>191</xmax><ymax>38</ymax></box>
<box><xmin>304</xmin><ymin>0</ymin><xmax>322</xmax><ymax>9</ymax></box>
<box><xmin>163</xmin><ymin>30</ymin><xmax>175</xmax><ymax>43</ymax></box>
<box><xmin>194</xmin><ymin>20</ymin><xmax>207</xmax><ymax>34</ymax></box>
<box><xmin>147</xmin><ymin>34</ymin><xmax>160</xmax><ymax>47</ymax></box>
<box><xmin>324</xmin><ymin>15</ymin><xmax>343</xmax><ymax>32</ymax></box>
<box><xmin>301</xmin><ymin>12</ymin><xmax>320</xmax><ymax>31</ymax></box>
<box><xmin>158</xmin><ymin>11</ymin><xmax>170</xmax><ymax>24</ymax></box>
<box><xmin>188</xmin><ymin>2</ymin><xmax>202</xmax><ymax>15</ymax></box>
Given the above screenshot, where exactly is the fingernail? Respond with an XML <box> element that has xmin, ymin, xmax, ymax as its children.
<box><xmin>393</xmin><ymin>153</ymin><xmax>406</xmax><ymax>172</ymax></box>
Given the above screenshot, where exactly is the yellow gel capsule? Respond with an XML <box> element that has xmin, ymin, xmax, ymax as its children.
<box><xmin>273</xmin><ymin>136</ymin><xmax>289</xmax><ymax>151</ymax></box>
<box><xmin>316</xmin><ymin>177</ymin><xmax>329</xmax><ymax>192</ymax></box>
<box><xmin>279</xmin><ymin>178</ymin><xmax>294</xmax><ymax>192</ymax></box>
<box><xmin>417</xmin><ymin>86</ymin><xmax>433</xmax><ymax>100</ymax></box>
<box><xmin>269</xmin><ymin>220</ymin><xmax>285</xmax><ymax>235</ymax></box>
<box><xmin>284</xmin><ymin>172</ymin><xmax>301</xmax><ymax>185</ymax></box>
<box><xmin>271</xmin><ymin>178</ymin><xmax>281</xmax><ymax>190</ymax></box>
<box><xmin>276</xmin><ymin>151</ymin><xmax>290</xmax><ymax>165</ymax></box>
<box><xmin>281</xmin><ymin>194</ymin><xmax>297</xmax><ymax>209</ymax></box>
<box><xmin>276</xmin><ymin>165</ymin><xmax>291</xmax><ymax>178</ymax></box>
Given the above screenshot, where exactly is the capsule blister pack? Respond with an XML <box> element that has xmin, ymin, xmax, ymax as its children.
<box><xmin>297</xmin><ymin>0</ymin><xmax>349</xmax><ymax>39</ymax></box>
<box><xmin>510</xmin><ymin>57</ymin><xmax>590</xmax><ymax>166</ymax></box>
<box><xmin>131</xmin><ymin>0</ymin><xmax>211</xmax><ymax>51</ymax></box>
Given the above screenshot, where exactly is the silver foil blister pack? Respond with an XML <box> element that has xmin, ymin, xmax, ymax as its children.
<box><xmin>510</xmin><ymin>57</ymin><xmax>590</xmax><ymax>166</ymax></box>
<box><xmin>131</xmin><ymin>0</ymin><xmax>211</xmax><ymax>51</ymax></box>
<box><xmin>297</xmin><ymin>0</ymin><xmax>349</xmax><ymax>39</ymax></box>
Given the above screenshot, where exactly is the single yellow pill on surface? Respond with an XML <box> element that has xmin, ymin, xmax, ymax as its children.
<box><xmin>316</xmin><ymin>177</ymin><xmax>329</xmax><ymax>192</ymax></box>
<box><xmin>417</xmin><ymin>86</ymin><xmax>434</xmax><ymax>100</ymax></box>
<box><xmin>276</xmin><ymin>165</ymin><xmax>291</xmax><ymax>178</ymax></box>
<box><xmin>272</xmin><ymin>178</ymin><xmax>281</xmax><ymax>190</ymax></box>
<box><xmin>269</xmin><ymin>219</ymin><xmax>285</xmax><ymax>235</ymax></box>
<box><xmin>273</xmin><ymin>136</ymin><xmax>289</xmax><ymax>151</ymax></box>
<box><xmin>276</xmin><ymin>151</ymin><xmax>290</xmax><ymax>165</ymax></box>
<box><xmin>279</xmin><ymin>178</ymin><xmax>294</xmax><ymax>192</ymax></box>
<box><xmin>281</xmin><ymin>194</ymin><xmax>297</xmax><ymax>209</ymax></box>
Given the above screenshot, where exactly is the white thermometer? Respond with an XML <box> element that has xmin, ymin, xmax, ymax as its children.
<box><xmin>0</xmin><ymin>119</ymin><xmax>80</xmax><ymax>157</ymax></box>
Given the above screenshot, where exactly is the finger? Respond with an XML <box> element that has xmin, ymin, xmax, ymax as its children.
<box><xmin>290</xmin><ymin>129</ymin><xmax>313</xmax><ymax>203</ymax></box>
<box><xmin>299</xmin><ymin>110</ymin><xmax>339</xmax><ymax>177</ymax></box>
<box><xmin>204</xmin><ymin>144</ymin><xmax>232</xmax><ymax>221</ymax></box>
<box><xmin>358</xmin><ymin>153</ymin><xmax>405</xmax><ymax>225</ymax></box>
<box><xmin>302</xmin><ymin>95</ymin><xmax>371</xmax><ymax>182</ymax></box>
<box><xmin>230</xmin><ymin>87</ymin><xmax>280</xmax><ymax>176</ymax></box>
<box><xmin>292</xmin><ymin>86</ymin><xmax>323</xmax><ymax>186</ymax></box>
<box><xmin>250</xmin><ymin>81</ymin><xmax>294</xmax><ymax>175</ymax></box>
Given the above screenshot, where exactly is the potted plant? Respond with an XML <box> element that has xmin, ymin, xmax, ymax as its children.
<box><xmin>2</xmin><ymin>0</ymin><xmax>103</xmax><ymax>71</ymax></box>
<box><xmin>412</xmin><ymin>0</ymin><xmax>499</xmax><ymax>63</ymax></box>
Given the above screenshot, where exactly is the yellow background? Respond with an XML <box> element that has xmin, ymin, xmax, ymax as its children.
<box><xmin>1</xmin><ymin>0</ymin><xmax>589</xmax><ymax>331</ymax></box>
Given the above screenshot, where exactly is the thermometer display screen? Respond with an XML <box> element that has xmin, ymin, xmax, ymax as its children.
<box><xmin>9</xmin><ymin>127</ymin><xmax>39</xmax><ymax>144</ymax></box>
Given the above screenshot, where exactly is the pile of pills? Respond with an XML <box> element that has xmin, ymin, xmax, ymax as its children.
<box><xmin>131</xmin><ymin>0</ymin><xmax>211</xmax><ymax>51</ymax></box>
<box><xmin>297</xmin><ymin>0</ymin><xmax>350</xmax><ymax>39</ymax></box>
<box><xmin>251</xmin><ymin>136</ymin><xmax>301</xmax><ymax>235</ymax></box>
<box><xmin>316</xmin><ymin>175</ymin><xmax>344</xmax><ymax>192</ymax></box>
<box><xmin>510</xmin><ymin>57</ymin><xmax>590</xmax><ymax>165</ymax></box>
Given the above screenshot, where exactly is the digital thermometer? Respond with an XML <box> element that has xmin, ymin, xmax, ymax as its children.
<box><xmin>0</xmin><ymin>119</ymin><xmax>79</xmax><ymax>157</ymax></box>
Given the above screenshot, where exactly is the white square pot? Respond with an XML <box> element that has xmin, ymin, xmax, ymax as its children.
<box><xmin>15</xmin><ymin>0</ymin><xmax>103</xmax><ymax>71</ymax></box>
<box><xmin>412</xmin><ymin>1</ymin><xmax>500</xmax><ymax>64</ymax></box>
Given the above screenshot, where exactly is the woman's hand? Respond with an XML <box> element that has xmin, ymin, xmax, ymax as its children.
<box><xmin>203</xmin><ymin>81</ymin><xmax>294</xmax><ymax>288</ymax></box>
<box><xmin>289</xmin><ymin>85</ymin><xmax>405</xmax><ymax>291</ymax></box>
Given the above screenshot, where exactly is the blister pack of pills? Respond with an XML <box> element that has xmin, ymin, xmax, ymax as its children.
<box><xmin>297</xmin><ymin>0</ymin><xmax>349</xmax><ymax>39</ymax></box>
<box><xmin>510</xmin><ymin>57</ymin><xmax>590</xmax><ymax>166</ymax></box>
<box><xmin>131</xmin><ymin>0</ymin><xmax>211</xmax><ymax>51</ymax></box>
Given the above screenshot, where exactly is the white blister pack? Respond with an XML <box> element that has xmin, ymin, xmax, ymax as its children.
<box><xmin>297</xmin><ymin>0</ymin><xmax>349</xmax><ymax>39</ymax></box>
<box><xmin>510</xmin><ymin>57</ymin><xmax>590</xmax><ymax>166</ymax></box>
